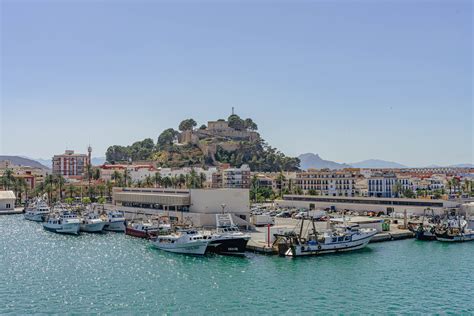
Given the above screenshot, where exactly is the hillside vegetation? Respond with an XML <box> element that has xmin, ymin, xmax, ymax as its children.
<box><xmin>105</xmin><ymin>114</ymin><xmax>300</xmax><ymax>172</ymax></box>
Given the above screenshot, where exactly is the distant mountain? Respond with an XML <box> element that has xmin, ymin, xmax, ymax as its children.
<box><xmin>91</xmin><ymin>157</ymin><xmax>106</xmax><ymax>166</ymax></box>
<box><xmin>33</xmin><ymin>158</ymin><xmax>52</xmax><ymax>169</ymax></box>
<box><xmin>349</xmin><ymin>159</ymin><xmax>408</xmax><ymax>169</ymax></box>
<box><xmin>0</xmin><ymin>156</ymin><xmax>50</xmax><ymax>170</ymax></box>
<box><xmin>448</xmin><ymin>163</ymin><xmax>474</xmax><ymax>168</ymax></box>
<box><xmin>298</xmin><ymin>153</ymin><xmax>350</xmax><ymax>170</ymax></box>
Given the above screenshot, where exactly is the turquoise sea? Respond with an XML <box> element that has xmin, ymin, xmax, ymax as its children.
<box><xmin>1</xmin><ymin>215</ymin><xmax>473</xmax><ymax>315</ymax></box>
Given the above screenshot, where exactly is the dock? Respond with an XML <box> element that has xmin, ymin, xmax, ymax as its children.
<box><xmin>0</xmin><ymin>208</ymin><xmax>24</xmax><ymax>216</ymax></box>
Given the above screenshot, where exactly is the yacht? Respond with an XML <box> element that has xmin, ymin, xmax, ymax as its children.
<box><xmin>150</xmin><ymin>230</ymin><xmax>209</xmax><ymax>255</ymax></box>
<box><xmin>43</xmin><ymin>211</ymin><xmax>81</xmax><ymax>235</ymax></box>
<box><xmin>24</xmin><ymin>199</ymin><xmax>50</xmax><ymax>222</ymax></box>
<box><xmin>276</xmin><ymin>217</ymin><xmax>377</xmax><ymax>257</ymax></box>
<box><xmin>80</xmin><ymin>212</ymin><xmax>106</xmax><ymax>233</ymax></box>
<box><xmin>101</xmin><ymin>210</ymin><xmax>126</xmax><ymax>232</ymax></box>
<box><xmin>205</xmin><ymin>214</ymin><xmax>250</xmax><ymax>256</ymax></box>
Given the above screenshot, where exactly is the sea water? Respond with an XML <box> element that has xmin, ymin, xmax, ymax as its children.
<box><xmin>1</xmin><ymin>215</ymin><xmax>473</xmax><ymax>314</ymax></box>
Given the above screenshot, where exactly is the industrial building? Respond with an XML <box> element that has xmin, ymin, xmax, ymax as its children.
<box><xmin>275</xmin><ymin>194</ymin><xmax>460</xmax><ymax>216</ymax></box>
<box><xmin>112</xmin><ymin>187</ymin><xmax>250</xmax><ymax>227</ymax></box>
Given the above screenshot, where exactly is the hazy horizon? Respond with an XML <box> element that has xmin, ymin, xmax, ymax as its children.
<box><xmin>1</xmin><ymin>1</ymin><xmax>472</xmax><ymax>167</ymax></box>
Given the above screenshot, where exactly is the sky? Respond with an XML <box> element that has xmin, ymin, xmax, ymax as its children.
<box><xmin>1</xmin><ymin>0</ymin><xmax>472</xmax><ymax>167</ymax></box>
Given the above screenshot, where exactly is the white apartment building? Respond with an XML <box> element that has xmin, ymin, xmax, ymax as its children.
<box><xmin>295</xmin><ymin>169</ymin><xmax>359</xmax><ymax>197</ymax></box>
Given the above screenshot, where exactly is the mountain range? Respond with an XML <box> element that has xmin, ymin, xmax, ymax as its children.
<box><xmin>0</xmin><ymin>156</ymin><xmax>50</xmax><ymax>170</ymax></box>
<box><xmin>297</xmin><ymin>153</ymin><xmax>473</xmax><ymax>170</ymax></box>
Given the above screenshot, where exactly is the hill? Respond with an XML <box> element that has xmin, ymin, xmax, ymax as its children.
<box><xmin>0</xmin><ymin>156</ymin><xmax>50</xmax><ymax>170</ymax></box>
<box><xmin>298</xmin><ymin>153</ymin><xmax>350</xmax><ymax>170</ymax></box>
<box><xmin>105</xmin><ymin>114</ymin><xmax>300</xmax><ymax>172</ymax></box>
<box><xmin>349</xmin><ymin>159</ymin><xmax>408</xmax><ymax>169</ymax></box>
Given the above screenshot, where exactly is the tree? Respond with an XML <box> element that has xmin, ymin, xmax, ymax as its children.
<box><xmin>157</xmin><ymin>128</ymin><xmax>179</xmax><ymax>149</ymax></box>
<box><xmin>307</xmin><ymin>189</ymin><xmax>318</xmax><ymax>196</ymax></box>
<box><xmin>93</xmin><ymin>168</ymin><xmax>101</xmax><ymax>180</ymax></box>
<box><xmin>178</xmin><ymin>119</ymin><xmax>197</xmax><ymax>131</ymax></box>
<box><xmin>97</xmin><ymin>184</ymin><xmax>106</xmax><ymax>197</ymax></box>
<box><xmin>244</xmin><ymin>118</ymin><xmax>258</xmax><ymax>130</ymax></box>
<box><xmin>403</xmin><ymin>188</ymin><xmax>416</xmax><ymax>198</ymax></box>
<box><xmin>64</xmin><ymin>197</ymin><xmax>74</xmax><ymax>205</ymax></box>
<box><xmin>105</xmin><ymin>145</ymin><xmax>130</xmax><ymax>163</ymax></box>
<box><xmin>97</xmin><ymin>196</ymin><xmax>106</xmax><ymax>204</ymax></box>
<box><xmin>392</xmin><ymin>182</ymin><xmax>402</xmax><ymax>198</ymax></box>
<box><xmin>228</xmin><ymin>114</ymin><xmax>245</xmax><ymax>130</ymax></box>
<box><xmin>153</xmin><ymin>172</ymin><xmax>162</xmax><ymax>188</ymax></box>
<box><xmin>106</xmin><ymin>180</ymin><xmax>113</xmax><ymax>200</ymax></box>
<box><xmin>144</xmin><ymin>175</ymin><xmax>153</xmax><ymax>188</ymax></box>
<box><xmin>82</xmin><ymin>197</ymin><xmax>91</xmax><ymax>204</ymax></box>
<box><xmin>54</xmin><ymin>174</ymin><xmax>65</xmax><ymax>201</ymax></box>
<box><xmin>276</xmin><ymin>172</ymin><xmax>286</xmax><ymax>198</ymax></box>
<box><xmin>1</xmin><ymin>168</ymin><xmax>14</xmax><ymax>190</ymax></box>
<box><xmin>199</xmin><ymin>124</ymin><xmax>207</xmax><ymax>130</ymax></box>
<box><xmin>199</xmin><ymin>172</ymin><xmax>206</xmax><ymax>188</ymax></box>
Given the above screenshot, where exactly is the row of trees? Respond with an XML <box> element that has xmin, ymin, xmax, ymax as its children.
<box><xmin>110</xmin><ymin>169</ymin><xmax>207</xmax><ymax>189</ymax></box>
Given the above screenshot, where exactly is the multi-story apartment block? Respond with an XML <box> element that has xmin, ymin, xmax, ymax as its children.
<box><xmin>295</xmin><ymin>169</ymin><xmax>359</xmax><ymax>196</ymax></box>
<box><xmin>212</xmin><ymin>164</ymin><xmax>251</xmax><ymax>189</ymax></box>
<box><xmin>368</xmin><ymin>173</ymin><xmax>397</xmax><ymax>197</ymax></box>
<box><xmin>52</xmin><ymin>149</ymin><xmax>91</xmax><ymax>178</ymax></box>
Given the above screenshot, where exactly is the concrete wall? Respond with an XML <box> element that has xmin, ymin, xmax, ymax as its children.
<box><xmin>190</xmin><ymin>188</ymin><xmax>250</xmax><ymax>214</ymax></box>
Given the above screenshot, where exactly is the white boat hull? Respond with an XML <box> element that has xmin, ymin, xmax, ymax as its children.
<box><xmin>43</xmin><ymin>223</ymin><xmax>80</xmax><ymax>235</ymax></box>
<box><xmin>151</xmin><ymin>240</ymin><xmax>208</xmax><ymax>255</ymax></box>
<box><xmin>104</xmin><ymin>221</ymin><xmax>126</xmax><ymax>232</ymax></box>
<box><xmin>24</xmin><ymin>213</ymin><xmax>47</xmax><ymax>222</ymax></box>
<box><xmin>80</xmin><ymin>222</ymin><xmax>106</xmax><ymax>233</ymax></box>
<box><xmin>286</xmin><ymin>232</ymin><xmax>376</xmax><ymax>257</ymax></box>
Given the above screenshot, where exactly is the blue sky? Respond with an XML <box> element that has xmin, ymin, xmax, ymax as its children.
<box><xmin>1</xmin><ymin>0</ymin><xmax>472</xmax><ymax>167</ymax></box>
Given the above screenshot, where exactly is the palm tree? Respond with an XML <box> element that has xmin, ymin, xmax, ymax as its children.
<box><xmin>276</xmin><ymin>172</ymin><xmax>286</xmax><ymax>198</ymax></box>
<box><xmin>199</xmin><ymin>172</ymin><xmax>206</xmax><ymax>188</ymax></box>
<box><xmin>54</xmin><ymin>174</ymin><xmax>65</xmax><ymax>201</ymax></box>
<box><xmin>153</xmin><ymin>172</ymin><xmax>162</xmax><ymax>188</ymax></box>
<box><xmin>16</xmin><ymin>177</ymin><xmax>28</xmax><ymax>204</ymax></box>
<box><xmin>250</xmin><ymin>174</ymin><xmax>259</xmax><ymax>203</ymax></box>
<box><xmin>106</xmin><ymin>180</ymin><xmax>113</xmax><ymax>200</ymax></box>
<box><xmin>179</xmin><ymin>174</ymin><xmax>186</xmax><ymax>188</ymax></box>
<box><xmin>97</xmin><ymin>184</ymin><xmax>106</xmax><ymax>197</ymax></box>
<box><xmin>189</xmin><ymin>168</ymin><xmax>198</xmax><ymax>189</ymax></box>
<box><xmin>1</xmin><ymin>168</ymin><xmax>15</xmax><ymax>190</ymax></box>
<box><xmin>144</xmin><ymin>175</ymin><xmax>153</xmax><ymax>188</ymax></box>
<box><xmin>123</xmin><ymin>169</ymin><xmax>131</xmax><ymax>187</ymax></box>
<box><xmin>66</xmin><ymin>185</ymin><xmax>76</xmax><ymax>199</ymax></box>
<box><xmin>44</xmin><ymin>174</ymin><xmax>55</xmax><ymax>203</ymax></box>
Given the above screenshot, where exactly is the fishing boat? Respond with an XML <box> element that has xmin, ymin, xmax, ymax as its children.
<box><xmin>126</xmin><ymin>220</ymin><xmax>160</xmax><ymax>239</ymax></box>
<box><xmin>205</xmin><ymin>214</ymin><xmax>250</xmax><ymax>256</ymax></box>
<box><xmin>80</xmin><ymin>212</ymin><xmax>106</xmax><ymax>233</ymax></box>
<box><xmin>24</xmin><ymin>198</ymin><xmax>50</xmax><ymax>222</ymax></box>
<box><xmin>102</xmin><ymin>210</ymin><xmax>126</xmax><ymax>232</ymax></box>
<box><xmin>275</xmin><ymin>217</ymin><xmax>377</xmax><ymax>257</ymax></box>
<box><xmin>43</xmin><ymin>211</ymin><xmax>81</xmax><ymax>235</ymax></box>
<box><xmin>413</xmin><ymin>209</ymin><xmax>437</xmax><ymax>241</ymax></box>
<box><xmin>150</xmin><ymin>229</ymin><xmax>209</xmax><ymax>255</ymax></box>
<box><xmin>435</xmin><ymin>217</ymin><xmax>474</xmax><ymax>242</ymax></box>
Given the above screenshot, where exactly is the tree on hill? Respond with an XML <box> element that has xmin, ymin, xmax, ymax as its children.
<box><xmin>228</xmin><ymin>114</ymin><xmax>245</xmax><ymax>130</ymax></box>
<box><xmin>244</xmin><ymin>118</ymin><xmax>258</xmax><ymax>130</ymax></box>
<box><xmin>157</xmin><ymin>128</ymin><xmax>179</xmax><ymax>150</ymax></box>
<box><xmin>179</xmin><ymin>119</ymin><xmax>197</xmax><ymax>131</ymax></box>
<box><xmin>106</xmin><ymin>145</ymin><xmax>131</xmax><ymax>163</ymax></box>
<box><xmin>199</xmin><ymin>124</ymin><xmax>207</xmax><ymax>130</ymax></box>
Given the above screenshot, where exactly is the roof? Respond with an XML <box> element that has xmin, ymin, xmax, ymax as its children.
<box><xmin>0</xmin><ymin>191</ymin><xmax>16</xmax><ymax>199</ymax></box>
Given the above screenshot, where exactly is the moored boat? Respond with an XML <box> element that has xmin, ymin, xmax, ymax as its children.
<box><xmin>435</xmin><ymin>217</ymin><xmax>474</xmax><ymax>242</ymax></box>
<box><xmin>205</xmin><ymin>214</ymin><xmax>250</xmax><ymax>256</ymax></box>
<box><xmin>80</xmin><ymin>212</ymin><xmax>106</xmax><ymax>233</ymax></box>
<box><xmin>24</xmin><ymin>199</ymin><xmax>50</xmax><ymax>222</ymax></box>
<box><xmin>126</xmin><ymin>221</ymin><xmax>160</xmax><ymax>239</ymax></box>
<box><xmin>43</xmin><ymin>211</ymin><xmax>80</xmax><ymax>235</ymax></box>
<box><xmin>102</xmin><ymin>210</ymin><xmax>126</xmax><ymax>232</ymax></box>
<box><xmin>275</xmin><ymin>217</ymin><xmax>377</xmax><ymax>257</ymax></box>
<box><xmin>150</xmin><ymin>229</ymin><xmax>209</xmax><ymax>255</ymax></box>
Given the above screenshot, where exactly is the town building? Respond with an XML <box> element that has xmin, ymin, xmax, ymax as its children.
<box><xmin>52</xmin><ymin>148</ymin><xmax>91</xmax><ymax>178</ymax></box>
<box><xmin>295</xmin><ymin>169</ymin><xmax>359</xmax><ymax>196</ymax></box>
<box><xmin>368</xmin><ymin>173</ymin><xmax>397</xmax><ymax>198</ymax></box>
<box><xmin>112</xmin><ymin>187</ymin><xmax>250</xmax><ymax>227</ymax></box>
<box><xmin>212</xmin><ymin>164</ymin><xmax>251</xmax><ymax>189</ymax></box>
<box><xmin>0</xmin><ymin>191</ymin><xmax>16</xmax><ymax>211</ymax></box>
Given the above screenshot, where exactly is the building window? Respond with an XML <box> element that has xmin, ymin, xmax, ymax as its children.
<box><xmin>6</xmin><ymin>204</ymin><xmax>11</xmax><ymax>209</ymax></box>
